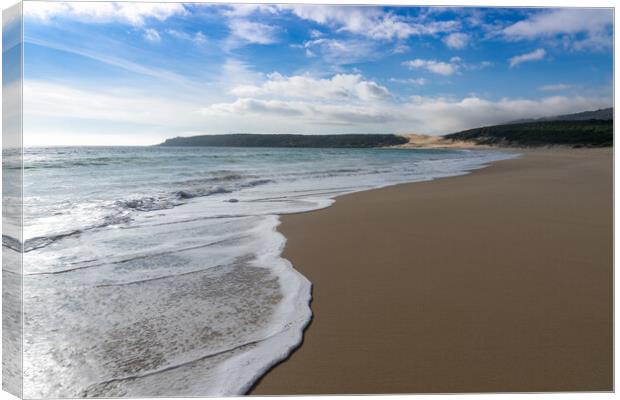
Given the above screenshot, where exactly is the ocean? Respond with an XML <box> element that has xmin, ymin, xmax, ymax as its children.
<box><xmin>13</xmin><ymin>145</ymin><xmax>516</xmax><ymax>397</ymax></box>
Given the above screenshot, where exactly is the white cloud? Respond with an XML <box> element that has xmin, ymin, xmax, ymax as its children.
<box><xmin>504</xmin><ymin>8</ymin><xmax>611</xmax><ymax>38</ymax></box>
<box><xmin>283</xmin><ymin>5</ymin><xmax>380</xmax><ymax>35</ymax></box>
<box><xmin>539</xmin><ymin>83</ymin><xmax>572</xmax><ymax>92</ymax></box>
<box><xmin>202</xmin><ymin>98</ymin><xmax>395</xmax><ymax>125</ymax></box>
<box><xmin>215</xmin><ymin>4</ymin><xmax>282</xmax><ymax>48</ymax></box>
<box><xmin>302</xmin><ymin>38</ymin><xmax>378</xmax><ymax>65</ymax></box>
<box><xmin>282</xmin><ymin>5</ymin><xmax>459</xmax><ymax>40</ymax></box>
<box><xmin>443</xmin><ymin>32</ymin><xmax>469</xmax><ymax>49</ymax></box>
<box><xmin>220</xmin><ymin>4</ymin><xmax>280</xmax><ymax>17</ymax></box>
<box><xmin>509</xmin><ymin>48</ymin><xmax>546</xmax><ymax>68</ymax></box>
<box><xmin>23</xmin><ymin>2</ymin><xmax>187</xmax><ymax>27</ymax></box>
<box><xmin>392</xmin><ymin>43</ymin><xmax>410</xmax><ymax>54</ymax></box>
<box><xmin>366</xmin><ymin>14</ymin><xmax>459</xmax><ymax>40</ymax></box>
<box><xmin>389</xmin><ymin>78</ymin><xmax>427</xmax><ymax>86</ymax></box>
<box><xmin>167</xmin><ymin>30</ymin><xmax>207</xmax><ymax>45</ymax></box>
<box><xmin>230</xmin><ymin>73</ymin><xmax>391</xmax><ymax>102</ymax></box>
<box><xmin>403</xmin><ymin>58</ymin><xmax>459</xmax><ymax>76</ymax></box>
<box><xmin>227</xmin><ymin>19</ymin><xmax>278</xmax><ymax>45</ymax></box>
<box><xmin>219</xmin><ymin>59</ymin><xmax>264</xmax><ymax>88</ymax></box>
<box><xmin>310</xmin><ymin>29</ymin><xmax>323</xmax><ymax>38</ymax></box>
<box><xmin>194</xmin><ymin>32</ymin><xmax>207</xmax><ymax>45</ymax></box>
<box><xmin>206</xmin><ymin>98</ymin><xmax>305</xmax><ymax>117</ymax></box>
<box><xmin>143</xmin><ymin>28</ymin><xmax>161</xmax><ymax>43</ymax></box>
<box><xmin>503</xmin><ymin>9</ymin><xmax>612</xmax><ymax>50</ymax></box>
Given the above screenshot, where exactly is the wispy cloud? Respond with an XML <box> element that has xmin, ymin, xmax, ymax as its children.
<box><xmin>219</xmin><ymin>4</ymin><xmax>280</xmax><ymax>18</ymax></box>
<box><xmin>213</xmin><ymin>5</ymin><xmax>280</xmax><ymax>49</ymax></box>
<box><xmin>143</xmin><ymin>28</ymin><xmax>161</xmax><ymax>43</ymax></box>
<box><xmin>227</xmin><ymin>19</ymin><xmax>279</xmax><ymax>45</ymax></box>
<box><xmin>539</xmin><ymin>83</ymin><xmax>572</xmax><ymax>91</ymax></box>
<box><xmin>301</xmin><ymin>38</ymin><xmax>379</xmax><ymax>65</ymax></box>
<box><xmin>25</xmin><ymin>36</ymin><xmax>188</xmax><ymax>84</ymax></box>
<box><xmin>167</xmin><ymin>29</ymin><xmax>207</xmax><ymax>45</ymax></box>
<box><xmin>403</xmin><ymin>57</ymin><xmax>461</xmax><ymax>76</ymax></box>
<box><xmin>443</xmin><ymin>32</ymin><xmax>469</xmax><ymax>49</ymax></box>
<box><xmin>218</xmin><ymin>59</ymin><xmax>266</xmax><ymax>91</ymax></box>
<box><xmin>509</xmin><ymin>48</ymin><xmax>546</xmax><ymax>68</ymax></box>
<box><xmin>390</xmin><ymin>78</ymin><xmax>427</xmax><ymax>86</ymax></box>
<box><xmin>23</xmin><ymin>2</ymin><xmax>187</xmax><ymax>27</ymax></box>
<box><xmin>503</xmin><ymin>9</ymin><xmax>612</xmax><ymax>50</ymax></box>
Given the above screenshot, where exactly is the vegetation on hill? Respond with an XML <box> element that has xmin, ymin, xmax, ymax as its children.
<box><xmin>445</xmin><ymin>119</ymin><xmax>613</xmax><ymax>147</ymax></box>
<box><xmin>510</xmin><ymin>107</ymin><xmax>613</xmax><ymax>123</ymax></box>
<box><xmin>159</xmin><ymin>133</ymin><xmax>408</xmax><ymax>148</ymax></box>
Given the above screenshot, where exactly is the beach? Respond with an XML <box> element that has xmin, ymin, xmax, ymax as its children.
<box><xmin>252</xmin><ymin>148</ymin><xmax>613</xmax><ymax>394</ymax></box>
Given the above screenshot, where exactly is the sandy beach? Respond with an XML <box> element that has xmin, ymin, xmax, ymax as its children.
<box><xmin>391</xmin><ymin>133</ymin><xmax>489</xmax><ymax>149</ymax></box>
<box><xmin>252</xmin><ymin>148</ymin><xmax>613</xmax><ymax>394</ymax></box>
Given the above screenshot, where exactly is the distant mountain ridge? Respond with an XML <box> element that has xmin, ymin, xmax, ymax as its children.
<box><xmin>159</xmin><ymin>133</ymin><xmax>408</xmax><ymax>148</ymax></box>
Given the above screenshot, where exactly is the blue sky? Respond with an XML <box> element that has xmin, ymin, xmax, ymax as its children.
<box><xmin>20</xmin><ymin>1</ymin><xmax>613</xmax><ymax>145</ymax></box>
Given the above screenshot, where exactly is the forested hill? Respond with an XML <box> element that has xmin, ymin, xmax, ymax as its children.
<box><xmin>444</xmin><ymin>119</ymin><xmax>613</xmax><ymax>147</ymax></box>
<box><xmin>509</xmin><ymin>107</ymin><xmax>612</xmax><ymax>123</ymax></box>
<box><xmin>159</xmin><ymin>134</ymin><xmax>408</xmax><ymax>148</ymax></box>
<box><xmin>445</xmin><ymin>108</ymin><xmax>613</xmax><ymax>147</ymax></box>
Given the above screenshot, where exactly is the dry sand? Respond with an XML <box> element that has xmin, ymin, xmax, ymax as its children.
<box><xmin>391</xmin><ymin>133</ymin><xmax>484</xmax><ymax>149</ymax></box>
<box><xmin>252</xmin><ymin>148</ymin><xmax>613</xmax><ymax>394</ymax></box>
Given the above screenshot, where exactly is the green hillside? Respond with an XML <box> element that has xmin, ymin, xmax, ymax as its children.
<box><xmin>445</xmin><ymin>119</ymin><xmax>613</xmax><ymax>147</ymax></box>
<box><xmin>159</xmin><ymin>133</ymin><xmax>408</xmax><ymax>148</ymax></box>
<box><xmin>509</xmin><ymin>107</ymin><xmax>613</xmax><ymax>123</ymax></box>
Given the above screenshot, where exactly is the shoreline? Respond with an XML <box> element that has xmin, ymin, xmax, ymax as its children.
<box><xmin>251</xmin><ymin>147</ymin><xmax>612</xmax><ymax>394</ymax></box>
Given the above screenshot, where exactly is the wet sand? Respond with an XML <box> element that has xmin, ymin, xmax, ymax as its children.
<box><xmin>252</xmin><ymin>148</ymin><xmax>613</xmax><ymax>394</ymax></box>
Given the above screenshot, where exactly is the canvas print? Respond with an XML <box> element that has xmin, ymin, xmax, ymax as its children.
<box><xmin>2</xmin><ymin>1</ymin><xmax>614</xmax><ymax>398</ymax></box>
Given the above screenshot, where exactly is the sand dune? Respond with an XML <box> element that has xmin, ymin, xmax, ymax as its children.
<box><xmin>392</xmin><ymin>133</ymin><xmax>482</xmax><ymax>149</ymax></box>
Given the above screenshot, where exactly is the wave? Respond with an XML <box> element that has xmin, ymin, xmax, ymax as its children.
<box><xmin>174</xmin><ymin>186</ymin><xmax>231</xmax><ymax>200</ymax></box>
<box><xmin>27</xmin><ymin>235</ymin><xmax>251</xmax><ymax>276</ymax></box>
<box><xmin>116</xmin><ymin>196</ymin><xmax>179</xmax><ymax>211</ymax></box>
<box><xmin>116</xmin><ymin>178</ymin><xmax>275</xmax><ymax>210</ymax></box>
<box><xmin>2</xmin><ymin>234</ymin><xmax>22</xmax><ymax>252</ymax></box>
<box><xmin>23</xmin><ymin>212</ymin><xmax>132</xmax><ymax>252</ymax></box>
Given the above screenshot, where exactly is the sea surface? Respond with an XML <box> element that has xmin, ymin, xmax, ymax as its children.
<box><xmin>10</xmin><ymin>146</ymin><xmax>516</xmax><ymax>397</ymax></box>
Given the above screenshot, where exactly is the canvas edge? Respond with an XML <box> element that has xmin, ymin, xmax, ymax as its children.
<box><xmin>2</xmin><ymin>2</ymin><xmax>24</xmax><ymax>399</ymax></box>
